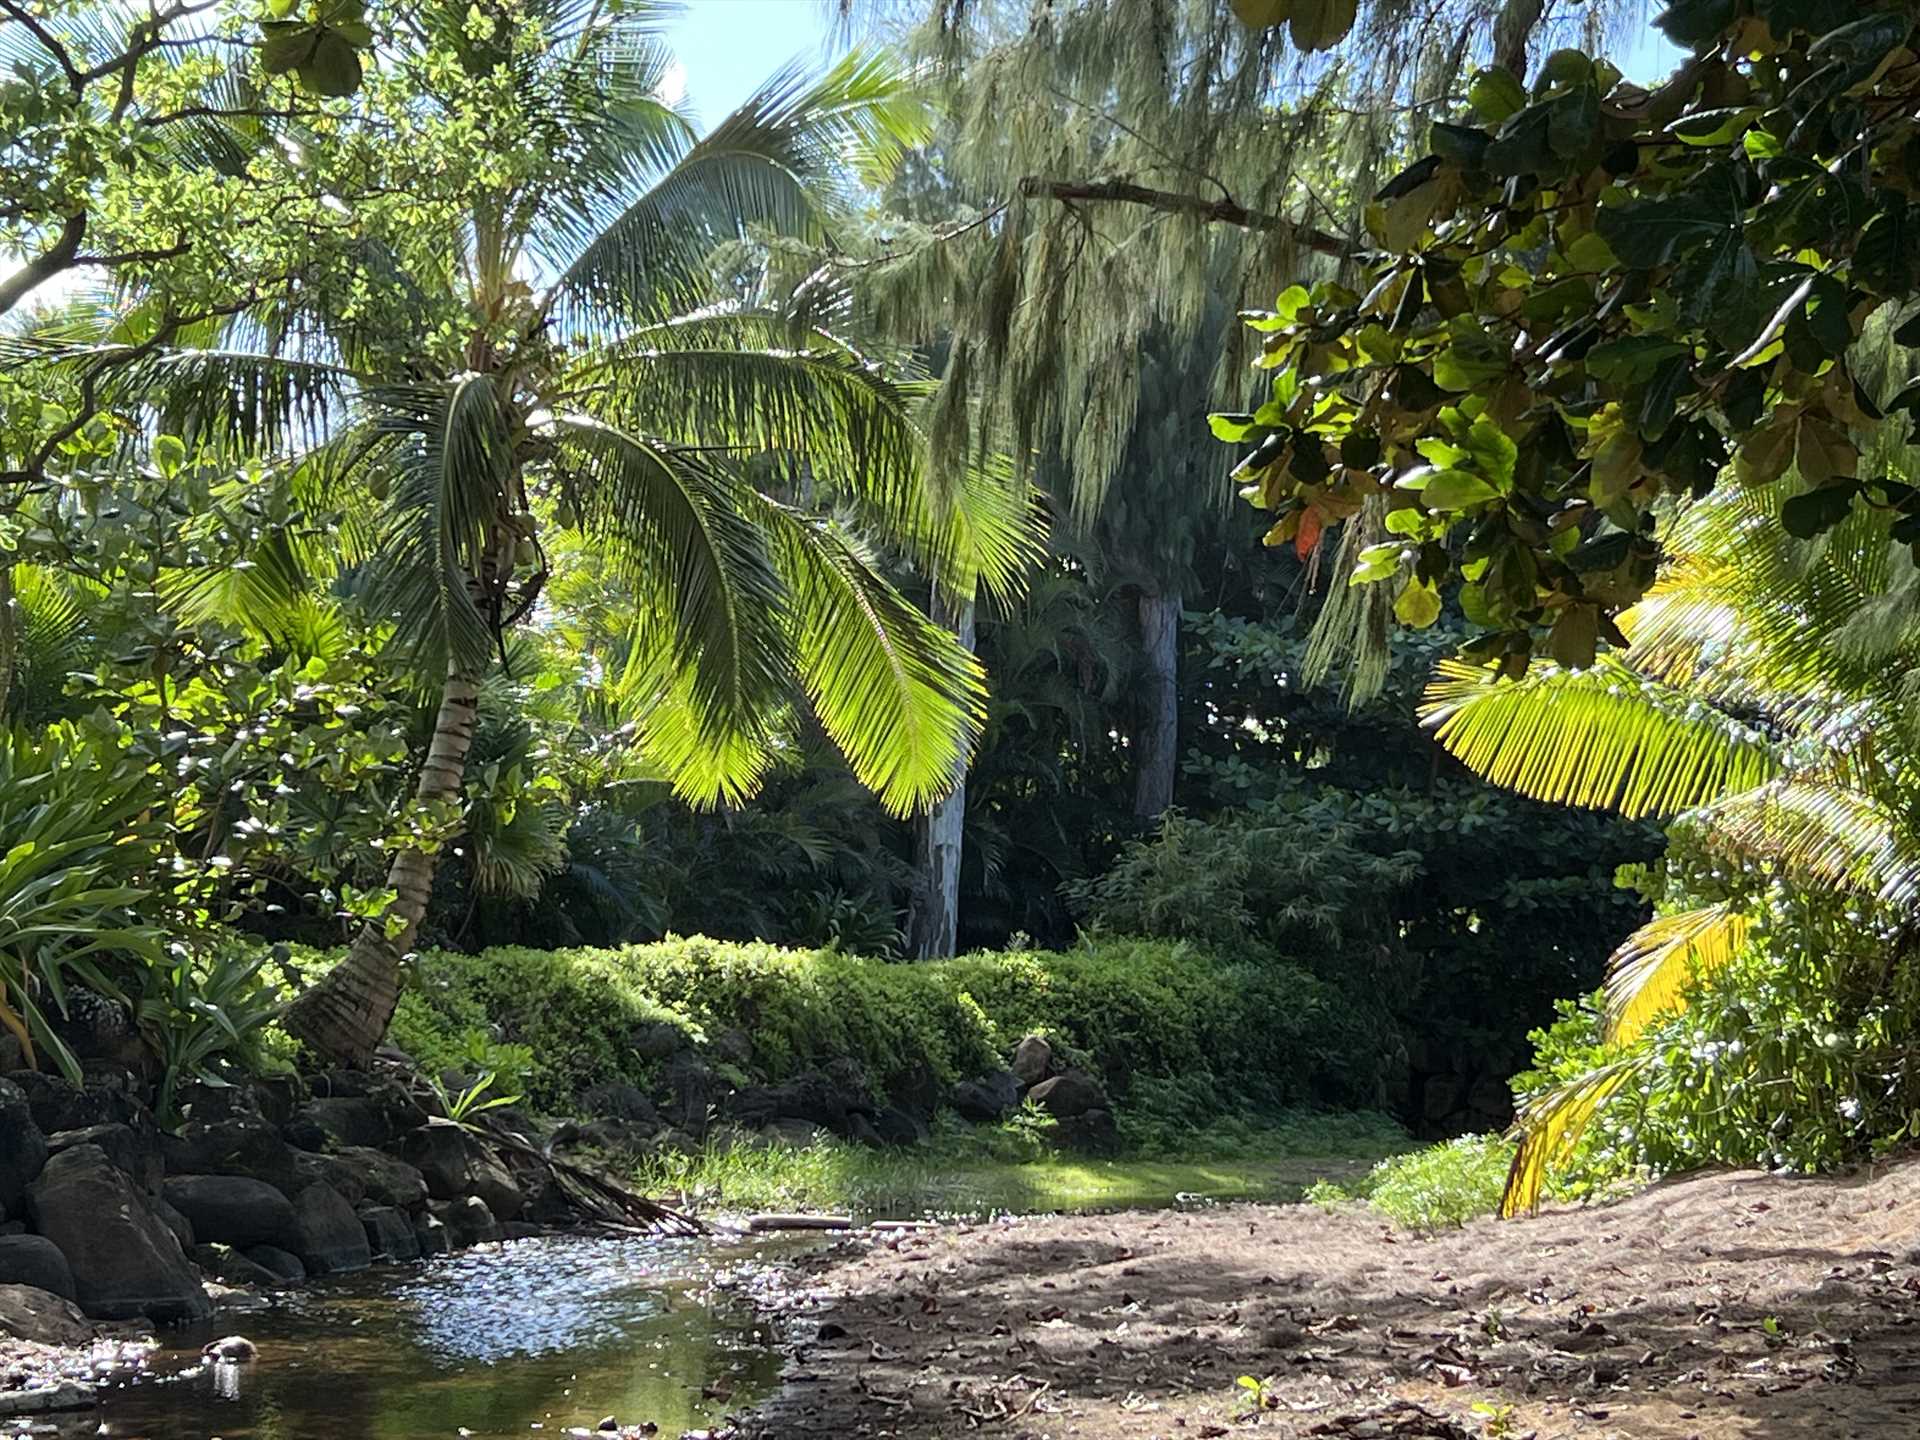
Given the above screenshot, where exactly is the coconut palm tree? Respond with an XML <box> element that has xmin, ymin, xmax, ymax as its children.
<box><xmin>1419</xmin><ymin>477</ymin><xmax>1920</xmax><ymax>1212</ymax></box>
<box><xmin>11</xmin><ymin>2</ymin><xmax>1033</xmax><ymax>1062</ymax></box>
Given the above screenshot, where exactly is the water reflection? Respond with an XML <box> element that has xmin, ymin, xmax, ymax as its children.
<box><xmin>95</xmin><ymin>1234</ymin><xmax>789</xmax><ymax>1440</ymax></box>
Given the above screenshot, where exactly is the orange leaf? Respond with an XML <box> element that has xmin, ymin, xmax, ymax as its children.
<box><xmin>1295</xmin><ymin>507</ymin><xmax>1324</xmax><ymax>559</ymax></box>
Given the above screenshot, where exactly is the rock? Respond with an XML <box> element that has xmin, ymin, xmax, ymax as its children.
<box><xmin>244</xmin><ymin>1245</ymin><xmax>306</xmax><ymax>1285</ymax></box>
<box><xmin>0</xmin><ymin>1284</ymin><xmax>90</xmax><ymax>1347</ymax></box>
<box><xmin>309</xmin><ymin>1068</ymin><xmax>376</xmax><ymax>1099</ymax></box>
<box><xmin>552</xmin><ymin>1117</ymin><xmax>655</xmax><ymax>1155</ymax></box>
<box><xmin>289</xmin><ymin>1149</ymin><xmax>367</xmax><ymax>1207</ymax></box>
<box><xmin>580</xmin><ymin>1083</ymin><xmax>658</xmax><ymax>1125</ymax></box>
<box><xmin>27</xmin><ymin>1144</ymin><xmax>210</xmax><ymax>1322</ymax></box>
<box><xmin>334</xmin><ymin>1147</ymin><xmax>428</xmax><ymax>1210</ymax></box>
<box><xmin>0</xmin><ymin>1380</ymin><xmax>96</xmax><ymax>1414</ymax></box>
<box><xmin>1027</xmin><ymin>1069</ymin><xmax>1106</xmax><ymax>1120</ymax></box>
<box><xmin>47</xmin><ymin>1122</ymin><xmax>160</xmax><ymax>1191</ymax></box>
<box><xmin>0</xmin><ymin>1080</ymin><xmax>47</xmax><ymax>1215</ymax></box>
<box><xmin>5</xmin><ymin>1070</ymin><xmax>139</xmax><ymax>1133</ymax></box>
<box><xmin>412</xmin><ymin>1211</ymin><xmax>450</xmax><ymax>1258</ymax></box>
<box><xmin>1051</xmin><ymin>1107</ymin><xmax>1120</xmax><ymax>1154</ymax></box>
<box><xmin>845</xmin><ymin>1112</ymin><xmax>884</xmax><ymax>1149</ymax></box>
<box><xmin>160</xmin><ymin>1116</ymin><xmax>300</xmax><ymax>1192</ymax></box>
<box><xmin>709</xmin><ymin>1028</ymin><xmax>754</xmax><ymax>1067</ymax></box>
<box><xmin>289</xmin><ymin>1184</ymin><xmax>370</xmax><ymax>1275</ymax></box>
<box><xmin>872</xmin><ymin>1106</ymin><xmax>928</xmax><ymax>1147</ymax></box>
<box><xmin>758</xmin><ymin>1118</ymin><xmax>823</xmax><ymax>1149</ymax></box>
<box><xmin>151</xmin><ymin>1194</ymin><xmax>195</xmax><ymax>1253</ymax></box>
<box><xmin>0</xmin><ymin>1236</ymin><xmax>75</xmax><ymax>1301</ymax></box>
<box><xmin>498</xmin><ymin>1221</ymin><xmax>543</xmax><ymax>1241</ymax></box>
<box><xmin>431</xmin><ymin>1196</ymin><xmax>498</xmax><ymax>1249</ymax></box>
<box><xmin>889</xmin><ymin>1059</ymin><xmax>941</xmax><ymax>1117</ymax></box>
<box><xmin>392</xmin><ymin>1124</ymin><xmax>476</xmax><ymax>1200</ymax></box>
<box><xmin>731</xmin><ymin>1070</ymin><xmax>870</xmax><ymax>1135</ymax></box>
<box><xmin>659</xmin><ymin>1054</ymin><xmax>727</xmax><ymax>1134</ymax></box>
<box><xmin>468</xmin><ymin>1150</ymin><xmax>525</xmax><ymax>1222</ymax></box>
<box><xmin>161</xmin><ymin>1176</ymin><xmax>298</xmax><ymax>1250</ymax></box>
<box><xmin>359</xmin><ymin>1206</ymin><xmax>420</xmax><ymax>1263</ymax></box>
<box><xmin>629</xmin><ymin>1021</ymin><xmax>689</xmax><ymax>1061</ymax></box>
<box><xmin>1010</xmin><ymin>1036</ymin><xmax>1054</xmax><ymax>1088</ymax></box>
<box><xmin>190</xmin><ymin>1244</ymin><xmax>281</xmax><ymax>1290</ymax></box>
<box><xmin>291</xmin><ymin>1097</ymin><xmax>395</xmax><ymax>1150</ymax></box>
<box><xmin>949</xmin><ymin>1070</ymin><xmax>1021</xmax><ymax>1123</ymax></box>
<box><xmin>1422</xmin><ymin>1075</ymin><xmax>1465</xmax><ymax>1126</ymax></box>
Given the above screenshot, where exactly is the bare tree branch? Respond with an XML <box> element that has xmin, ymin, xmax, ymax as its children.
<box><xmin>1015</xmin><ymin>177</ymin><xmax>1354</xmax><ymax>257</ymax></box>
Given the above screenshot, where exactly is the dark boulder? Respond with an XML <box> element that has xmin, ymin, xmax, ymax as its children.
<box><xmin>468</xmin><ymin>1150</ymin><xmax>525</xmax><ymax>1223</ymax></box>
<box><xmin>160</xmin><ymin>1115</ymin><xmax>300</xmax><ymax>1191</ymax></box>
<box><xmin>629</xmin><ymin>1021</ymin><xmax>689</xmax><ymax>1061</ymax></box>
<box><xmin>359</xmin><ymin>1206</ymin><xmax>420</xmax><ymax>1262</ymax></box>
<box><xmin>0</xmin><ymin>1235</ymin><xmax>75</xmax><ymax>1301</ymax></box>
<box><xmin>0</xmin><ymin>1283</ymin><xmax>90</xmax><ymax>1346</ymax></box>
<box><xmin>845</xmin><ymin>1112</ymin><xmax>883</xmax><ymax>1149</ymax></box>
<box><xmin>659</xmin><ymin>1054</ymin><xmax>727</xmax><ymax>1134</ymax></box>
<box><xmin>151</xmin><ymin>1194</ymin><xmax>195</xmax><ymax>1252</ymax></box>
<box><xmin>708</xmin><ymin>1028</ymin><xmax>754</xmax><ymax>1068</ymax></box>
<box><xmin>290</xmin><ymin>1150</ymin><xmax>367</xmax><ymax>1207</ymax></box>
<box><xmin>289</xmin><ymin>1183</ymin><xmax>370</xmax><ymax>1275</ymax></box>
<box><xmin>392</xmin><ymin>1124</ymin><xmax>476</xmax><ymax>1200</ymax></box>
<box><xmin>27</xmin><ymin>1144</ymin><xmax>210</xmax><ymax>1322</ymax></box>
<box><xmin>161</xmin><ymin>1176</ymin><xmax>298</xmax><ymax>1250</ymax></box>
<box><xmin>757</xmin><ymin>1117</ymin><xmax>822</xmax><ymax>1149</ymax></box>
<box><xmin>430</xmin><ymin>1196</ymin><xmax>498</xmax><ymax>1249</ymax></box>
<box><xmin>731</xmin><ymin>1069</ymin><xmax>869</xmax><ymax>1135</ymax></box>
<box><xmin>5</xmin><ymin>1069</ymin><xmax>140</xmax><ymax>1133</ymax></box>
<box><xmin>949</xmin><ymin>1070</ymin><xmax>1021</xmax><ymax>1123</ymax></box>
<box><xmin>1027</xmin><ymin>1069</ymin><xmax>1106</xmax><ymax>1120</ymax></box>
<box><xmin>48</xmin><ymin>1122</ymin><xmax>161</xmax><ymax>1191</ymax></box>
<box><xmin>1010</xmin><ymin>1036</ymin><xmax>1054</xmax><ymax>1089</ymax></box>
<box><xmin>412</xmin><ymin>1211</ymin><xmax>450</xmax><ymax>1258</ymax></box>
<box><xmin>334</xmin><ymin>1147</ymin><xmax>428</xmax><ymax>1210</ymax></box>
<box><xmin>872</xmin><ymin>1106</ymin><xmax>929</xmax><ymax>1147</ymax></box>
<box><xmin>0</xmin><ymin>1079</ymin><xmax>47</xmax><ymax>1215</ymax></box>
<box><xmin>244</xmin><ymin>1245</ymin><xmax>306</xmax><ymax>1285</ymax></box>
<box><xmin>292</xmin><ymin>1096</ymin><xmax>396</xmax><ymax>1150</ymax></box>
<box><xmin>1051</xmin><ymin>1107</ymin><xmax>1120</xmax><ymax>1154</ymax></box>
<box><xmin>552</xmin><ymin>1118</ymin><xmax>654</xmax><ymax>1154</ymax></box>
<box><xmin>190</xmin><ymin>1243</ymin><xmax>282</xmax><ymax>1290</ymax></box>
<box><xmin>579</xmin><ymin>1083</ymin><xmax>657</xmax><ymax>1125</ymax></box>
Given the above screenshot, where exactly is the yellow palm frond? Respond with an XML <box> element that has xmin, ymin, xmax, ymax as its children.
<box><xmin>1702</xmin><ymin>779</ymin><xmax>1920</xmax><ymax>909</ymax></box>
<box><xmin>1421</xmin><ymin>658</ymin><xmax>1780</xmax><ymax>819</ymax></box>
<box><xmin>1502</xmin><ymin>1056</ymin><xmax>1649</xmax><ymax>1217</ymax></box>
<box><xmin>1603</xmin><ymin>903</ymin><xmax>1752</xmax><ymax>1046</ymax></box>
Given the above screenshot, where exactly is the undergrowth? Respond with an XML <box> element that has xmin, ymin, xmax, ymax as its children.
<box><xmin>1305</xmin><ymin>1134</ymin><xmax>1512</xmax><ymax>1231</ymax></box>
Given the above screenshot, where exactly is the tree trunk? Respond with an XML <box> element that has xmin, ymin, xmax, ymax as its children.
<box><xmin>1132</xmin><ymin>589</ymin><xmax>1180</xmax><ymax>820</ymax></box>
<box><xmin>908</xmin><ymin>589</ymin><xmax>976</xmax><ymax>960</ymax></box>
<box><xmin>281</xmin><ymin>664</ymin><xmax>482</xmax><ymax>1063</ymax></box>
<box><xmin>0</xmin><ymin>561</ymin><xmax>15</xmax><ymax>722</ymax></box>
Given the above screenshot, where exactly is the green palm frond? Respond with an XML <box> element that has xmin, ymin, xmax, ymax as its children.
<box><xmin>360</xmin><ymin>377</ymin><xmax>515</xmax><ymax>674</ymax></box>
<box><xmin>7</xmin><ymin>566</ymin><xmax>101</xmax><ymax>725</ymax></box>
<box><xmin>548</xmin><ymin>48</ymin><xmax>932</xmax><ymax>330</ymax></box>
<box><xmin>760</xmin><ymin>499</ymin><xmax>987</xmax><ymax>816</ymax></box>
<box><xmin>1421</xmin><ymin>657</ymin><xmax>1781</xmax><ymax>819</ymax></box>
<box><xmin>553</xmin><ymin>414</ymin><xmax>789</xmax><ymax>734</ymax></box>
<box><xmin>1603</xmin><ymin>903</ymin><xmax>1752</xmax><ymax>1046</ymax></box>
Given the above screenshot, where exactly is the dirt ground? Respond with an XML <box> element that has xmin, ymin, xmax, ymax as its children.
<box><xmin>737</xmin><ymin>1157</ymin><xmax>1920</xmax><ymax>1440</ymax></box>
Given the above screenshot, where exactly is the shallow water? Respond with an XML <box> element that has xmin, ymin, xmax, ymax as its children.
<box><xmin>92</xmin><ymin>1233</ymin><xmax>797</xmax><ymax>1440</ymax></box>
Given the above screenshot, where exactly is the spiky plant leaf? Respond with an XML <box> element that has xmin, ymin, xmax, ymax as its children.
<box><xmin>1603</xmin><ymin>903</ymin><xmax>1752</xmax><ymax>1046</ymax></box>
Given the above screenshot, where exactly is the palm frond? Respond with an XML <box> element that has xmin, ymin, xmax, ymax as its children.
<box><xmin>760</xmin><ymin>499</ymin><xmax>987</xmax><ymax>816</ymax></box>
<box><xmin>1604</xmin><ymin>903</ymin><xmax>1752</xmax><ymax>1046</ymax></box>
<box><xmin>1701</xmin><ymin>778</ymin><xmax>1920</xmax><ymax>910</ymax></box>
<box><xmin>547</xmin><ymin>48</ymin><xmax>932</xmax><ymax>330</ymax></box>
<box><xmin>1502</xmin><ymin>1056</ymin><xmax>1649</xmax><ymax>1217</ymax></box>
<box><xmin>1421</xmin><ymin>657</ymin><xmax>1781</xmax><ymax>819</ymax></box>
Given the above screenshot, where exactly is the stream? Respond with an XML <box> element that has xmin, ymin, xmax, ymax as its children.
<box><xmin>87</xmin><ymin>1233</ymin><xmax>804</xmax><ymax>1440</ymax></box>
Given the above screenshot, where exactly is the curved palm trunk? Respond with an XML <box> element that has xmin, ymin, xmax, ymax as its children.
<box><xmin>282</xmin><ymin>665</ymin><xmax>482</xmax><ymax>1063</ymax></box>
<box><xmin>1132</xmin><ymin>588</ymin><xmax>1180</xmax><ymax>820</ymax></box>
<box><xmin>909</xmin><ymin>588</ymin><xmax>975</xmax><ymax>959</ymax></box>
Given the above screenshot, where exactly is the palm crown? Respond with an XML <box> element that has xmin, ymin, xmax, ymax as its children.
<box><xmin>9</xmin><ymin>0</ymin><xmax>1034</xmax><ymax>1060</ymax></box>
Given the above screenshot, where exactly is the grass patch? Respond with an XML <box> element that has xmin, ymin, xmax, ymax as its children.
<box><xmin>1305</xmin><ymin>1133</ymin><xmax>1512</xmax><ymax>1230</ymax></box>
<box><xmin>633</xmin><ymin>1111</ymin><xmax>1410</xmax><ymax>1219</ymax></box>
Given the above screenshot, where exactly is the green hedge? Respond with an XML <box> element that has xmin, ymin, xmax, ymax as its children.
<box><xmin>381</xmin><ymin>936</ymin><xmax>1391</xmax><ymax>1117</ymax></box>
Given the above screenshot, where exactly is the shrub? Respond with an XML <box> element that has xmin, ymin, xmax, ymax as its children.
<box><xmin>1354</xmin><ymin>1134</ymin><xmax>1511</xmax><ymax>1230</ymax></box>
<box><xmin>355</xmin><ymin>935</ymin><xmax>1395</xmax><ymax>1117</ymax></box>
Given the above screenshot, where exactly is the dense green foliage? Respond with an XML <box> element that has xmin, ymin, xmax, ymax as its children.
<box><xmin>1307</xmin><ymin>1133</ymin><xmax>1513</xmax><ymax>1231</ymax></box>
<box><xmin>381</xmin><ymin>935</ymin><xmax>1390</xmax><ymax>1117</ymax></box>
